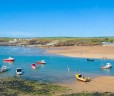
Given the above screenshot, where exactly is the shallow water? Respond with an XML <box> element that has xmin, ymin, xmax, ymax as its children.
<box><xmin>0</xmin><ymin>46</ymin><xmax>114</xmax><ymax>83</ymax></box>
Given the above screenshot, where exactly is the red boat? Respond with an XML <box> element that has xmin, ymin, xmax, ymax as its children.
<box><xmin>36</xmin><ymin>60</ymin><xmax>46</xmax><ymax>64</ymax></box>
<box><xmin>31</xmin><ymin>64</ymin><xmax>38</xmax><ymax>69</ymax></box>
<box><xmin>3</xmin><ymin>57</ymin><xmax>15</xmax><ymax>62</ymax></box>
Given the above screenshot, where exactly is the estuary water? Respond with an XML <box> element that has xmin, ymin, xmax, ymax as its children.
<box><xmin>0</xmin><ymin>46</ymin><xmax>114</xmax><ymax>83</ymax></box>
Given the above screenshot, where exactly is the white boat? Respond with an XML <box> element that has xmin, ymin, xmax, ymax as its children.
<box><xmin>16</xmin><ymin>68</ymin><xmax>22</xmax><ymax>75</ymax></box>
<box><xmin>0</xmin><ymin>66</ymin><xmax>8</xmax><ymax>73</ymax></box>
<box><xmin>101</xmin><ymin>63</ymin><xmax>112</xmax><ymax>69</ymax></box>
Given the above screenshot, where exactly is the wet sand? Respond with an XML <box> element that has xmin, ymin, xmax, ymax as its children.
<box><xmin>60</xmin><ymin>76</ymin><xmax>114</xmax><ymax>93</ymax></box>
<box><xmin>47</xmin><ymin>46</ymin><xmax>114</xmax><ymax>93</ymax></box>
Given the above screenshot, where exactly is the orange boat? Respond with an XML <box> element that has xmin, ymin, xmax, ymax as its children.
<box><xmin>36</xmin><ymin>60</ymin><xmax>46</xmax><ymax>64</ymax></box>
<box><xmin>3</xmin><ymin>57</ymin><xmax>15</xmax><ymax>62</ymax></box>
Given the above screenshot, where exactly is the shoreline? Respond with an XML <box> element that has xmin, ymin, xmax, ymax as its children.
<box><xmin>47</xmin><ymin>46</ymin><xmax>114</xmax><ymax>93</ymax></box>
<box><xmin>60</xmin><ymin>76</ymin><xmax>114</xmax><ymax>93</ymax></box>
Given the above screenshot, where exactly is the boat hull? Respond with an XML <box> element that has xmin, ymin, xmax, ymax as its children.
<box><xmin>32</xmin><ymin>66</ymin><xmax>37</xmax><ymax>69</ymax></box>
<box><xmin>31</xmin><ymin>64</ymin><xmax>38</xmax><ymax>69</ymax></box>
<box><xmin>3</xmin><ymin>59</ymin><xmax>14</xmax><ymax>62</ymax></box>
<box><xmin>87</xmin><ymin>58</ymin><xmax>94</xmax><ymax>61</ymax></box>
<box><xmin>16</xmin><ymin>68</ymin><xmax>22</xmax><ymax>75</ymax></box>
<box><xmin>75</xmin><ymin>74</ymin><xmax>90</xmax><ymax>82</ymax></box>
<box><xmin>101</xmin><ymin>66</ymin><xmax>112</xmax><ymax>69</ymax></box>
<box><xmin>0</xmin><ymin>66</ymin><xmax>8</xmax><ymax>73</ymax></box>
<box><xmin>16</xmin><ymin>72</ymin><xmax>22</xmax><ymax>75</ymax></box>
<box><xmin>101</xmin><ymin>63</ymin><xmax>112</xmax><ymax>69</ymax></box>
<box><xmin>3</xmin><ymin>57</ymin><xmax>15</xmax><ymax>62</ymax></box>
<box><xmin>36</xmin><ymin>62</ymin><xmax>46</xmax><ymax>64</ymax></box>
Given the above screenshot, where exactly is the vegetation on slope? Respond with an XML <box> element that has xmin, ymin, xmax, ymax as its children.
<box><xmin>0</xmin><ymin>37</ymin><xmax>114</xmax><ymax>46</ymax></box>
<box><xmin>0</xmin><ymin>77</ymin><xmax>68</xmax><ymax>96</ymax></box>
<box><xmin>0</xmin><ymin>77</ymin><xmax>114</xmax><ymax>96</ymax></box>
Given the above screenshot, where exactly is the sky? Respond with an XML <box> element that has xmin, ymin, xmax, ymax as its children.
<box><xmin>0</xmin><ymin>0</ymin><xmax>114</xmax><ymax>37</ymax></box>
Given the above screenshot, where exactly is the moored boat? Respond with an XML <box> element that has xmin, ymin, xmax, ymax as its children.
<box><xmin>31</xmin><ymin>64</ymin><xmax>38</xmax><ymax>69</ymax></box>
<box><xmin>3</xmin><ymin>57</ymin><xmax>15</xmax><ymax>62</ymax></box>
<box><xmin>16</xmin><ymin>68</ymin><xmax>22</xmax><ymax>75</ymax></box>
<box><xmin>87</xmin><ymin>58</ymin><xmax>94</xmax><ymax>61</ymax></box>
<box><xmin>0</xmin><ymin>66</ymin><xmax>8</xmax><ymax>73</ymax></box>
<box><xmin>75</xmin><ymin>74</ymin><xmax>90</xmax><ymax>82</ymax></box>
<box><xmin>101</xmin><ymin>63</ymin><xmax>112</xmax><ymax>69</ymax></box>
<box><xmin>36</xmin><ymin>60</ymin><xmax>46</xmax><ymax>64</ymax></box>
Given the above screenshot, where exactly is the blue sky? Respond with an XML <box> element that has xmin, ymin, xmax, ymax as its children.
<box><xmin>0</xmin><ymin>0</ymin><xmax>114</xmax><ymax>37</ymax></box>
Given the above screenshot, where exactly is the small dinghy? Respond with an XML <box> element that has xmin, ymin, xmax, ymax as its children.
<box><xmin>31</xmin><ymin>64</ymin><xmax>38</xmax><ymax>69</ymax></box>
<box><xmin>101</xmin><ymin>63</ymin><xmax>112</xmax><ymax>69</ymax></box>
<box><xmin>75</xmin><ymin>74</ymin><xmax>90</xmax><ymax>82</ymax></box>
<box><xmin>0</xmin><ymin>66</ymin><xmax>8</xmax><ymax>73</ymax></box>
<box><xmin>87</xmin><ymin>58</ymin><xmax>94</xmax><ymax>61</ymax></box>
<box><xmin>16</xmin><ymin>68</ymin><xmax>22</xmax><ymax>75</ymax></box>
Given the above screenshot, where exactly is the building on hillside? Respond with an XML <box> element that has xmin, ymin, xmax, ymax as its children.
<box><xmin>102</xmin><ymin>42</ymin><xmax>114</xmax><ymax>46</ymax></box>
<box><xmin>46</xmin><ymin>40</ymin><xmax>59</xmax><ymax>47</ymax></box>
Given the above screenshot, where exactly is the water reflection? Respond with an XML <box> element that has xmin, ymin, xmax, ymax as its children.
<box><xmin>101</xmin><ymin>68</ymin><xmax>112</xmax><ymax>73</ymax></box>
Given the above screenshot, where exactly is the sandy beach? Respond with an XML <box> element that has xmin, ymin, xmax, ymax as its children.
<box><xmin>60</xmin><ymin>76</ymin><xmax>114</xmax><ymax>93</ymax></box>
<box><xmin>47</xmin><ymin>46</ymin><xmax>114</xmax><ymax>59</ymax></box>
<box><xmin>47</xmin><ymin>46</ymin><xmax>114</xmax><ymax>93</ymax></box>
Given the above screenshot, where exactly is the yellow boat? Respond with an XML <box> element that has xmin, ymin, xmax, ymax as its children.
<box><xmin>75</xmin><ymin>74</ymin><xmax>90</xmax><ymax>82</ymax></box>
